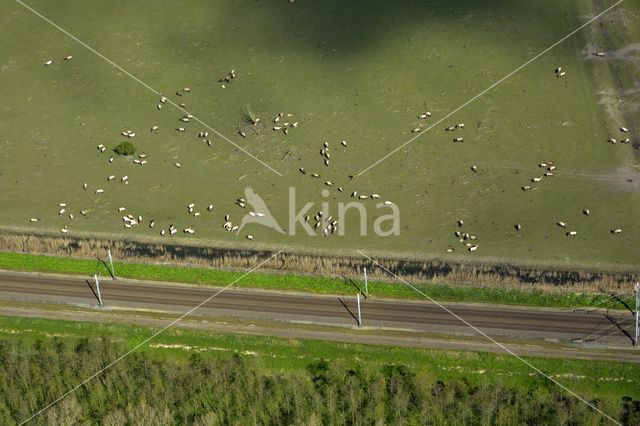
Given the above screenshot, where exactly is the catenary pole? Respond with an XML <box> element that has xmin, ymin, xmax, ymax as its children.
<box><xmin>357</xmin><ymin>292</ymin><xmax>362</xmax><ymax>327</ymax></box>
<box><xmin>107</xmin><ymin>249</ymin><xmax>116</xmax><ymax>279</ymax></box>
<box><xmin>94</xmin><ymin>274</ymin><xmax>102</xmax><ymax>306</ymax></box>
<box><xmin>364</xmin><ymin>267</ymin><xmax>368</xmax><ymax>299</ymax></box>
<box><xmin>635</xmin><ymin>282</ymin><xmax>639</xmax><ymax>346</ymax></box>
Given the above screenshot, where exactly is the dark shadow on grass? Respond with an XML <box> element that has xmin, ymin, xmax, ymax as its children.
<box><xmin>575</xmin><ymin>289</ymin><xmax>628</xmax><ymax>314</ymax></box>
<box><xmin>169</xmin><ymin>0</ymin><xmax>561</xmax><ymax>59</ymax></box>
<box><xmin>342</xmin><ymin>276</ymin><xmax>363</xmax><ymax>297</ymax></box>
<box><xmin>97</xmin><ymin>257</ymin><xmax>115</xmax><ymax>280</ymax></box>
<box><xmin>610</xmin><ymin>294</ymin><xmax>634</xmax><ymax>315</ymax></box>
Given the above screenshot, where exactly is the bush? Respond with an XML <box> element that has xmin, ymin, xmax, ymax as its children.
<box><xmin>113</xmin><ymin>141</ymin><xmax>136</xmax><ymax>156</ymax></box>
<box><xmin>0</xmin><ymin>337</ymin><xmax>636</xmax><ymax>424</ymax></box>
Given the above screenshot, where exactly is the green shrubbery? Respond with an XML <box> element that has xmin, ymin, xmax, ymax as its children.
<box><xmin>1</xmin><ymin>338</ymin><xmax>638</xmax><ymax>424</ymax></box>
<box><xmin>113</xmin><ymin>141</ymin><xmax>136</xmax><ymax>156</ymax></box>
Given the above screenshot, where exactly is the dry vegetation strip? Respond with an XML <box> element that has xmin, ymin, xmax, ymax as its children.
<box><xmin>0</xmin><ymin>232</ymin><xmax>637</xmax><ymax>308</ymax></box>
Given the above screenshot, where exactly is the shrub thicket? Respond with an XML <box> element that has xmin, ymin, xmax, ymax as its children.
<box><xmin>113</xmin><ymin>141</ymin><xmax>136</xmax><ymax>156</ymax></box>
<box><xmin>1</xmin><ymin>338</ymin><xmax>638</xmax><ymax>425</ymax></box>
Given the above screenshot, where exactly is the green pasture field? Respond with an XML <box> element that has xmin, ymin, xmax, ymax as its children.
<box><xmin>1</xmin><ymin>251</ymin><xmax>631</xmax><ymax>309</ymax></box>
<box><xmin>0</xmin><ymin>315</ymin><xmax>637</xmax><ymax>403</ymax></box>
<box><xmin>1</xmin><ymin>0</ymin><xmax>639</xmax><ymax>269</ymax></box>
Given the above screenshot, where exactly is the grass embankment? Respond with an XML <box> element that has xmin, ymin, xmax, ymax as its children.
<box><xmin>0</xmin><ymin>315</ymin><xmax>637</xmax><ymax>403</ymax></box>
<box><xmin>0</xmin><ymin>252</ymin><xmax>632</xmax><ymax>309</ymax></box>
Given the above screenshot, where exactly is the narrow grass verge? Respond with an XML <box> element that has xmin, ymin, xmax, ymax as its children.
<box><xmin>0</xmin><ymin>251</ymin><xmax>631</xmax><ymax>309</ymax></box>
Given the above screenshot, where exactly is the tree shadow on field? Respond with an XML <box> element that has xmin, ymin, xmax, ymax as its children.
<box><xmin>169</xmin><ymin>0</ymin><xmax>572</xmax><ymax>60</ymax></box>
<box><xmin>253</xmin><ymin>0</ymin><xmax>515</xmax><ymax>47</ymax></box>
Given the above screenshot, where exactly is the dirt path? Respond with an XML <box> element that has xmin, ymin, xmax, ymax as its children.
<box><xmin>487</xmin><ymin>163</ymin><xmax>640</xmax><ymax>195</ymax></box>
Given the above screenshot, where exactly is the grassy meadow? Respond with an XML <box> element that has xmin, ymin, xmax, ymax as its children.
<box><xmin>0</xmin><ymin>0</ymin><xmax>639</xmax><ymax>269</ymax></box>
